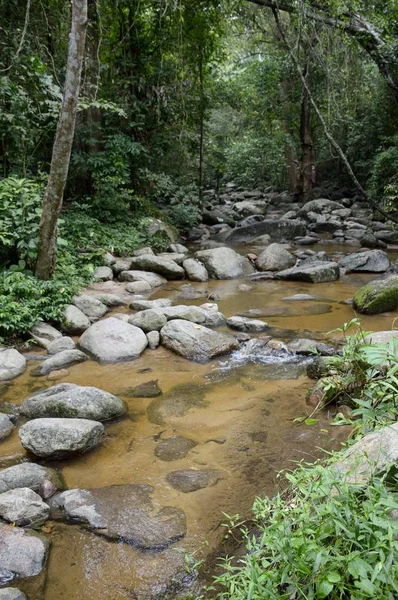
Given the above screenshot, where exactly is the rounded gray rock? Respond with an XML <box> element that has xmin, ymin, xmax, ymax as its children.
<box><xmin>72</xmin><ymin>294</ymin><xmax>108</xmax><ymax>320</ymax></box>
<box><xmin>0</xmin><ymin>463</ymin><xmax>64</xmax><ymax>498</ymax></box>
<box><xmin>62</xmin><ymin>305</ymin><xmax>90</xmax><ymax>334</ymax></box>
<box><xmin>128</xmin><ymin>309</ymin><xmax>167</xmax><ymax>333</ymax></box>
<box><xmin>47</xmin><ymin>336</ymin><xmax>76</xmax><ymax>355</ymax></box>
<box><xmin>0</xmin><ymin>523</ymin><xmax>49</xmax><ymax>581</ymax></box>
<box><xmin>0</xmin><ymin>488</ymin><xmax>50</xmax><ymax>526</ymax></box>
<box><xmin>78</xmin><ymin>317</ymin><xmax>148</xmax><ymax>363</ymax></box>
<box><xmin>0</xmin><ymin>349</ymin><xmax>27</xmax><ymax>382</ymax></box>
<box><xmin>0</xmin><ymin>414</ymin><xmax>14</xmax><ymax>442</ymax></box>
<box><xmin>0</xmin><ymin>589</ymin><xmax>27</xmax><ymax>600</ymax></box>
<box><xmin>183</xmin><ymin>258</ymin><xmax>209</xmax><ymax>282</ymax></box>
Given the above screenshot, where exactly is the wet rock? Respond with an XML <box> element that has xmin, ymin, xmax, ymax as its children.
<box><xmin>162</xmin><ymin>305</ymin><xmax>208</xmax><ymax>324</ymax></box>
<box><xmin>226</xmin><ymin>219</ymin><xmax>306</xmax><ymax>243</ymax></box>
<box><xmin>0</xmin><ymin>488</ymin><xmax>49</xmax><ymax>526</ymax></box>
<box><xmin>195</xmin><ymin>247</ymin><xmax>254</xmax><ymax>279</ymax></box>
<box><xmin>128</xmin><ymin>309</ymin><xmax>167</xmax><ymax>333</ymax></box>
<box><xmin>0</xmin><ymin>349</ymin><xmax>27</xmax><ymax>382</ymax></box>
<box><xmin>277</xmin><ymin>262</ymin><xmax>340</xmax><ymax>283</ymax></box>
<box><xmin>73</xmin><ymin>294</ymin><xmax>108</xmax><ymax>320</ymax></box>
<box><xmin>282</xmin><ymin>294</ymin><xmax>316</xmax><ymax>301</ymax></box>
<box><xmin>155</xmin><ymin>437</ymin><xmax>197</xmax><ymax>461</ymax></box>
<box><xmin>287</xmin><ymin>339</ymin><xmax>336</xmax><ymax>355</ymax></box>
<box><xmin>62</xmin><ymin>305</ymin><xmax>90</xmax><ymax>334</ymax></box>
<box><xmin>353</xmin><ymin>275</ymin><xmax>398</xmax><ymax>314</ymax></box>
<box><xmin>52</xmin><ymin>484</ymin><xmax>186</xmax><ymax>550</ymax></box>
<box><xmin>93</xmin><ymin>266</ymin><xmax>113</xmax><ymax>282</ymax></box>
<box><xmin>19</xmin><ymin>418</ymin><xmax>104</xmax><ymax>459</ymax></box>
<box><xmin>0</xmin><ymin>463</ymin><xmax>63</xmax><ymax>498</ymax></box>
<box><xmin>0</xmin><ymin>589</ymin><xmax>27</xmax><ymax>600</ymax></box>
<box><xmin>130</xmin><ymin>298</ymin><xmax>172</xmax><ymax>311</ymax></box>
<box><xmin>129</xmin><ymin>255</ymin><xmax>184</xmax><ymax>280</ymax></box>
<box><xmin>47</xmin><ymin>368</ymin><xmax>69</xmax><ymax>381</ymax></box>
<box><xmin>47</xmin><ymin>336</ymin><xmax>76</xmax><ymax>355</ymax></box>
<box><xmin>0</xmin><ymin>414</ymin><xmax>14</xmax><ymax>441</ymax></box>
<box><xmin>126</xmin><ymin>380</ymin><xmax>163</xmax><ymax>398</ymax></box>
<box><xmin>334</xmin><ymin>422</ymin><xmax>398</xmax><ymax>486</ymax></box>
<box><xmin>78</xmin><ymin>317</ymin><xmax>148</xmax><ymax>363</ymax></box>
<box><xmin>119</xmin><ymin>270</ymin><xmax>167</xmax><ymax>288</ymax></box>
<box><xmin>183</xmin><ymin>258</ymin><xmax>209</xmax><ymax>282</ymax></box>
<box><xmin>125</xmin><ymin>280</ymin><xmax>152</xmax><ymax>294</ymax></box>
<box><xmin>32</xmin><ymin>350</ymin><xmax>87</xmax><ymax>376</ymax></box>
<box><xmin>166</xmin><ymin>469</ymin><xmax>224</xmax><ymax>493</ymax></box>
<box><xmin>255</xmin><ymin>243</ymin><xmax>295</xmax><ymax>272</ymax></box>
<box><xmin>21</xmin><ymin>383</ymin><xmax>126</xmax><ymax>422</ymax></box>
<box><xmin>339</xmin><ymin>249</ymin><xmax>390</xmax><ymax>273</ymax></box>
<box><xmin>238</xmin><ymin>284</ymin><xmax>253</xmax><ymax>292</ymax></box>
<box><xmin>0</xmin><ymin>523</ymin><xmax>49</xmax><ymax>582</ymax></box>
<box><xmin>226</xmin><ymin>316</ymin><xmax>269</xmax><ymax>333</ymax></box>
<box><xmin>29</xmin><ymin>322</ymin><xmax>62</xmax><ymax>349</ymax></box>
<box><xmin>147</xmin><ymin>331</ymin><xmax>160</xmax><ymax>349</ymax></box>
<box><xmin>161</xmin><ymin>320</ymin><xmax>239</xmax><ymax>362</ymax></box>
<box><xmin>91</xmin><ymin>293</ymin><xmax>125</xmax><ymax>307</ymax></box>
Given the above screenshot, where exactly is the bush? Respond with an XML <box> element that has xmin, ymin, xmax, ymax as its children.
<box><xmin>369</xmin><ymin>136</ymin><xmax>398</xmax><ymax>211</ymax></box>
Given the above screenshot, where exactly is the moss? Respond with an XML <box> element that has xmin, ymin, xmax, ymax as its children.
<box><xmin>353</xmin><ymin>276</ymin><xmax>398</xmax><ymax>314</ymax></box>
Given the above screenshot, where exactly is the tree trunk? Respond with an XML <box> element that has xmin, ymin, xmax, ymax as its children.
<box><xmin>35</xmin><ymin>0</ymin><xmax>88</xmax><ymax>280</ymax></box>
<box><xmin>296</xmin><ymin>60</ymin><xmax>313</xmax><ymax>201</ymax></box>
<box><xmin>198</xmin><ymin>51</ymin><xmax>205</xmax><ymax>208</ymax></box>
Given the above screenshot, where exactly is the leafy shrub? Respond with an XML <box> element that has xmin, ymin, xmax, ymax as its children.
<box><xmin>0</xmin><ymin>177</ymin><xmax>43</xmax><ymax>269</ymax></box>
<box><xmin>369</xmin><ymin>136</ymin><xmax>398</xmax><ymax>211</ymax></box>
<box><xmin>170</xmin><ymin>201</ymin><xmax>200</xmax><ymax>233</ymax></box>
<box><xmin>212</xmin><ymin>462</ymin><xmax>398</xmax><ymax>599</ymax></box>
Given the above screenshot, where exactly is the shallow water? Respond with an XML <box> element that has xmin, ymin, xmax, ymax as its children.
<box><xmin>1</xmin><ymin>243</ymin><xmax>397</xmax><ymax>599</ymax></box>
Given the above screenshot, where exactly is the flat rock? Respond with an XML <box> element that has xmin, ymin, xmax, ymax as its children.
<box><xmin>255</xmin><ymin>243</ymin><xmax>295</xmax><ymax>272</ymax></box>
<box><xmin>21</xmin><ymin>383</ymin><xmax>126</xmax><ymax>422</ymax></box>
<box><xmin>0</xmin><ymin>414</ymin><xmax>14</xmax><ymax>441</ymax></box>
<box><xmin>0</xmin><ymin>349</ymin><xmax>27</xmax><ymax>382</ymax></box>
<box><xmin>119</xmin><ymin>270</ymin><xmax>167</xmax><ymax>287</ymax></box>
<box><xmin>78</xmin><ymin>317</ymin><xmax>148</xmax><ymax>363</ymax></box>
<box><xmin>129</xmin><ymin>255</ymin><xmax>184</xmax><ymax>280</ymax></box>
<box><xmin>0</xmin><ymin>463</ymin><xmax>63</xmax><ymax>499</ymax></box>
<box><xmin>160</xmin><ymin>320</ymin><xmax>239</xmax><ymax>362</ymax></box>
<box><xmin>62</xmin><ymin>305</ymin><xmax>90</xmax><ymax>334</ymax></box>
<box><xmin>130</xmin><ymin>298</ymin><xmax>172</xmax><ymax>311</ymax></box>
<box><xmin>195</xmin><ymin>247</ymin><xmax>254</xmax><ymax>279</ymax></box>
<box><xmin>19</xmin><ymin>418</ymin><xmax>104</xmax><ymax>459</ymax></box>
<box><xmin>183</xmin><ymin>258</ymin><xmax>209</xmax><ymax>282</ymax></box>
<box><xmin>128</xmin><ymin>309</ymin><xmax>167</xmax><ymax>333</ymax></box>
<box><xmin>91</xmin><ymin>293</ymin><xmax>125</xmax><ymax>307</ymax></box>
<box><xmin>47</xmin><ymin>336</ymin><xmax>76</xmax><ymax>355</ymax></box>
<box><xmin>277</xmin><ymin>262</ymin><xmax>340</xmax><ymax>283</ymax></box>
<box><xmin>155</xmin><ymin>437</ymin><xmax>197</xmax><ymax>461</ymax></box>
<box><xmin>161</xmin><ymin>305</ymin><xmax>208</xmax><ymax>324</ymax></box>
<box><xmin>29</xmin><ymin>322</ymin><xmax>62</xmax><ymax>349</ymax></box>
<box><xmin>32</xmin><ymin>350</ymin><xmax>87</xmax><ymax>376</ymax></box>
<box><xmin>0</xmin><ymin>488</ymin><xmax>49</xmax><ymax>527</ymax></box>
<box><xmin>125</xmin><ymin>280</ymin><xmax>152</xmax><ymax>294</ymax></box>
<box><xmin>339</xmin><ymin>249</ymin><xmax>390</xmax><ymax>273</ymax></box>
<box><xmin>166</xmin><ymin>469</ymin><xmax>224</xmax><ymax>492</ymax></box>
<box><xmin>73</xmin><ymin>294</ymin><xmax>108</xmax><ymax>320</ymax></box>
<box><xmin>282</xmin><ymin>294</ymin><xmax>316</xmax><ymax>301</ymax></box>
<box><xmin>226</xmin><ymin>316</ymin><xmax>269</xmax><ymax>332</ymax></box>
<box><xmin>52</xmin><ymin>484</ymin><xmax>186</xmax><ymax>550</ymax></box>
<box><xmin>0</xmin><ymin>524</ymin><xmax>49</xmax><ymax>582</ymax></box>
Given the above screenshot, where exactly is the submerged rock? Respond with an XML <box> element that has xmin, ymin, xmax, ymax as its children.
<box><xmin>339</xmin><ymin>249</ymin><xmax>390</xmax><ymax>273</ymax></box>
<box><xmin>155</xmin><ymin>437</ymin><xmax>197</xmax><ymax>461</ymax></box>
<box><xmin>126</xmin><ymin>380</ymin><xmax>163</xmax><ymax>398</ymax></box>
<box><xmin>255</xmin><ymin>243</ymin><xmax>295</xmax><ymax>272</ymax></box>
<box><xmin>0</xmin><ymin>488</ymin><xmax>49</xmax><ymax>527</ymax></box>
<box><xmin>52</xmin><ymin>484</ymin><xmax>186</xmax><ymax>550</ymax></box>
<box><xmin>160</xmin><ymin>320</ymin><xmax>239</xmax><ymax>362</ymax></box>
<box><xmin>19</xmin><ymin>418</ymin><xmax>104</xmax><ymax>459</ymax></box>
<box><xmin>0</xmin><ymin>463</ymin><xmax>64</xmax><ymax>498</ymax></box>
<box><xmin>195</xmin><ymin>247</ymin><xmax>254</xmax><ymax>279</ymax></box>
<box><xmin>353</xmin><ymin>275</ymin><xmax>398</xmax><ymax>314</ymax></box>
<box><xmin>0</xmin><ymin>523</ymin><xmax>49</xmax><ymax>582</ymax></box>
<box><xmin>78</xmin><ymin>317</ymin><xmax>148</xmax><ymax>363</ymax></box>
<box><xmin>0</xmin><ymin>349</ymin><xmax>27</xmax><ymax>382</ymax></box>
<box><xmin>277</xmin><ymin>262</ymin><xmax>340</xmax><ymax>283</ymax></box>
<box><xmin>21</xmin><ymin>383</ymin><xmax>126</xmax><ymax>422</ymax></box>
<box><xmin>147</xmin><ymin>382</ymin><xmax>208</xmax><ymax>425</ymax></box>
<box><xmin>32</xmin><ymin>349</ymin><xmax>87</xmax><ymax>376</ymax></box>
<box><xmin>166</xmin><ymin>469</ymin><xmax>224</xmax><ymax>493</ymax></box>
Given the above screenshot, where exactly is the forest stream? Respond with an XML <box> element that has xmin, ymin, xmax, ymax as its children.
<box><xmin>1</xmin><ymin>242</ymin><xmax>397</xmax><ymax>600</ymax></box>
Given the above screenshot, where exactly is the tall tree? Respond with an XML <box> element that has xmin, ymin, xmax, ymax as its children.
<box><xmin>35</xmin><ymin>0</ymin><xmax>88</xmax><ymax>280</ymax></box>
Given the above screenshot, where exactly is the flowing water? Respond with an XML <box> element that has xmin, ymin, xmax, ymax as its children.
<box><xmin>1</xmin><ymin>244</ymin><xmax>397</xmax><ymax>600</ymax></box>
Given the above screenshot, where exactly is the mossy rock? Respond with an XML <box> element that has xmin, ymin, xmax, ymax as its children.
<box><xmin>353</xmin><ymin>275</ymin><xmax>398</xmax><ymax>315</ymax></box>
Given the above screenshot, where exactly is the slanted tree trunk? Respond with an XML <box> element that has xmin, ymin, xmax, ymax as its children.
<box><xmin>296</xmin><ymin>59</ymin><xmax>314</xmax><ymax>201</ymax></box>
<box><xmin>35</xmin><ymin>0</ymin><xmax>88</xmax><ymax>280</ymax></box>
<box><xmin>198</xmin><ymin>50</ymin><xmax>205</xmax><ymax>208</ymax></box>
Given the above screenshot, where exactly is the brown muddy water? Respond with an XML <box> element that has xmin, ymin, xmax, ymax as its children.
<box><xmin>1</xmin><ymin>244</ymin><xmax>398</xmax><ymax>600</ymax></box>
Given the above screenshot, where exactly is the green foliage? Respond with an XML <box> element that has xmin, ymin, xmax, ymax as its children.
<box><xmin>0</xmin><ymin>177</ymin><xmax>43</xmax><ymax>269</ymax></box>
<box><xmin>369</xmin><ymin>137</ymin><xmax>398</xmax><ymax>210</ymax></box>
<box><xmin>212</xmin><ymin>462</ymin><xmax>398</xmax><ymax>600</ymax></box>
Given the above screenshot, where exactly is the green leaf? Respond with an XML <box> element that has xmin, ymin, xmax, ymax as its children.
<box><xmin>316</xmin><ymin>580</ymin><xmax>334</xmax><ymax>598</ymax></box>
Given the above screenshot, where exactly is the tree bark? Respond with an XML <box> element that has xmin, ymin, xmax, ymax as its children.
<box><xmin>198</xmin><ymin>50</ymin><xmax>205</xmax><ymax>208</ymax></box>
<box><xmin>35</xmin><ymin>0</ymin><xmax>88</xmax><ymax>280</ymax></box>
<box><xmin>245</xmin><ymin>0</ymin><xmax>398</xmax><ymax>103</ymax></box>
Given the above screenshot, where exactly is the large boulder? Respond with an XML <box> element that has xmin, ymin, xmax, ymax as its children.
<box><xmin>225</xmin><ymin>219</ymin><xmax>306</xmax><ymax>243</ymax></box>
<box><xmin>277</xmin><ymin>262</ymin><xmax>340</xmax><ymax>283</ymax></box>
<box><xmin>119</xmin><ymin>270</ymin><xmax>167</xmax><ymax>287</ymax></box>
<box><xmin>51</xmin><ymin>484</ymin><xmax>186</xmax><ymax>550</ymax></box>
<box><xmin>353</xmin><ymin>276</ymin><xmax>398</xmax><ymax>314</ymax></box>
<box><xmin>62</xmin><ymin>305</ymin><xmax>90</xmax><ymax>334</ymax></box>
<box><xmin>0</xmin><ymin>523</ymin><xmax>49</xmax><ymax>582</ymax></box>
<box><xmin>0</xmin><ymin>488</ymin><xmax>49</xmax><ymax>527</ymax></box>
<box><xmin>129</xmin><ymin>255</ymin><xmax>184</xmax><ymax>280</ymax></box>
<box><xmin>29</xmin><ymin>321</ymin><xmax>62</xmax><ymax>349</ymax></box>
<box><xmin>255</xmin><ymin>243</ymin><xmax>296</xmax><ymax>272</ymax></box>
<box><xmin>32</xmin><ymin>349</ymin><xmax>87</xmax><ymax>376</ymax></box>
<box><xmin>161</xmin><ymin>305</ymin><xmax>208</xmax><ymax>324</ymax></box>
<box><xmin>233</xmin><ymin>200</ymin><xmax>268</xmax><ymax>217</ymax></box>
<box><xmin>72</xmin><ymin>294</ymin><xmax>108</xmax><ymax>320</ymax></box>
<box><xmin>19</xmin><ymin>418</ymin><xmax>104</xmax><ymax>459</ymax></box>
<box><xmin>334</xmin><ymin>422</ymin><xmax>398</xmax><ymax>486</ymax></box>
<box><xmin>0</xmin><ymin>349</ymin><xmax>26</xmax><ymax>382</ymax></box>
<box><xmin>0</xmin><ymin>414</ymin><xmax>14</xmax><ymax>442</ymax></box>
<box><xmin>195</xmin><ymin>247</ymin><xmax>254</xmax><ymax>279</ymax></box>
<box><xmin>160</xmin><ymin>319</ymin><xmax>239</xmax><ymax>362</ymax></box>
<box><xmin>128</xmin><ymin>309</ymin><xmax>167</xmax><ymax>333</ymax></box>
<box><xmin>298</xmin><ymin>198</ymin><xmax>344</xmax><ymax>215</ymax></box>
<box><xmin>21</xmin><ymin>383</ymin><xmax>126</xmax><ymax>422</ymax></box>
<box><xmin>183</xmin><ymin>258</ymin><xmax>209</xmax><ymax>282</ymax></box>
<box><xmin>339</xmin><ymin>250</ymin><xmax>390</xmax><ymax>273</ymax></box>
<box><xmin>144</xmin><ymin>217</ymin><xmax>179</xmax><ymax>243</ymax></box>
<box><xmin>78</xmin><ymin>317</ymin><xmax>148</xmax><ymax>363</ymax></box>
<box><xmin>0</xmin><ymin>463</ymin><xmax>64</xmax><ymax>498</ymax></box>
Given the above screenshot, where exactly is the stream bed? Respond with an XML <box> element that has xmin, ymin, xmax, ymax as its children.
<box><xmin>1</xmin><ymin>243</ymin><xmax>397</xmax><ymax>600</ymax></box>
